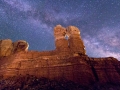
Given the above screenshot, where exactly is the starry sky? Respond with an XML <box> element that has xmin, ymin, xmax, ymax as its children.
<box><xmin>0</xmin><ymin>0</ymin><xmax>120</xmax><ymax>60</ymax></box>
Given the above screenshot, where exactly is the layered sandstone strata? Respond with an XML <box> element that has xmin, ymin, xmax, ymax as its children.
<box><xmin>0</xmin><ymin>53</ymin><xmax>120</xmax><ymax>86</ymax></box>
<box><xmin>0</xmin><ymin>25</ymin><xmax>120</xmax><ymax>87</ymax></box>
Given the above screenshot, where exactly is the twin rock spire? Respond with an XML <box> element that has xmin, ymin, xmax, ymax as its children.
<box><xmin>54</xmin><ymin>25</ymin><xmax>86</xmax><ymax>55</ymax></box>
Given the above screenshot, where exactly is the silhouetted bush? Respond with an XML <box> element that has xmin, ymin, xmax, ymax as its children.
<box><xmin>0</xmin><ymin>75</ymin><xmax>120</xmax><ymax>90</ymax></box>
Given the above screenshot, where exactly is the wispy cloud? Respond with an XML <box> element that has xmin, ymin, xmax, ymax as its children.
<box><xmin>97</xmin><ymin>27</ymin><xmax>120</xmax><ymax>47</ymax></box>
<box><xmin>3</xmin><ymin>0</ymin><xmax>32</xmax><ymax>12</ymax></box>
<box><xmin>26</xmin><ymin>17</ymin><xmax>53</xmax><ymax>35</ymax></box>
<box><xmin>83</xmin><ymin>36</ymin><xmax>120</xmax><ymax>60</ymax></box>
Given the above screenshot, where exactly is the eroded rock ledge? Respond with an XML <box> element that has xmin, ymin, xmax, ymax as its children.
<box><xmin>0</xmin><ymin>25</ymin><xmax>120</xmax><ymax>87</ymax></box>
<box><xmin>0</xmin><ymin>39</ymin><xmax>29</xmax><ymax>57</ymax></box>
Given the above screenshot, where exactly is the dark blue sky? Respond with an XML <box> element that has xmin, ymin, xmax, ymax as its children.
<box><xmin>0</xmin><ymin>0</ymin><xmax>120</xmax><ymax>60</ymax></box>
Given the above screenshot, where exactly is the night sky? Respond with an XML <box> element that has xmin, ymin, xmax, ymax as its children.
<box><xmin>0</xmin><ymin>0</ymin><xmax>120</xmax><ymax>60</ymax></box>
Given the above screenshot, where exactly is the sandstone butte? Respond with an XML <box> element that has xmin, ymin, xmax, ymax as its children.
<box><xmin>0</xmin><ymin>25</ymin><xmax>120</xmax><ymax>86</ymax></box>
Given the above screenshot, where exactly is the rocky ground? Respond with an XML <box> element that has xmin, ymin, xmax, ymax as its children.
<box><xmin>0</xmin><ymin>75</ymin><xmax>120</xmax><ymax>90</ymax></box>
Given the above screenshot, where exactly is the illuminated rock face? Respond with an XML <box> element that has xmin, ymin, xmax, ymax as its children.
<box><xmin>0</xmin><ymin>40</ymin><xmax>29</xmax><ymax>57</ymax></box>
<box><xmin>0</xmin><ymin>25</ymin><xmax>120</xmax><ymax>86</ymax></box>
<box><xmin>54</xmin><ymin>25</ymin><xmax>69</xmax><ymax>53</ymax></box>
<box><xmin>67</xmin><ymin>26</ymin><xmax>86</xmax><ymax>55</ymax></box>
<box><xmin>54</xmin><ymin>25</ymin><xmax>86</xmax><ymax>55</ymax></box>
<box><xmin>0</xmin><ymin>39</ymin><xmax>13</xmax><ymax>57</ymax></box>
<box><xmin>13</xmin><ymin>40</ymin><xmax>29</xmax><ymax>53</ymax></box>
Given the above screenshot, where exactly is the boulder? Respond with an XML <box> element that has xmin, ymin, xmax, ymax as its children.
<box><xmin>0</xmin><ymin>39</ymin><xmax>13</xmax><ymax>57</ymax></box>
<box><xmin>13</xmin><ymin>40</ymin><xmax>29</xmax><ymax>53</ymax></box>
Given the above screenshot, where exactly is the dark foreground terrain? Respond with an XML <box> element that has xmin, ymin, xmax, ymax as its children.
<box><xmin>0</xmin><ymin>75</ymin><xmax>120</xmax><ymax>90</ymax></box>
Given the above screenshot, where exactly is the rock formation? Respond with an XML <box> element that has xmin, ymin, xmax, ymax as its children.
<box><xmin>54</xmin><ymin>25</ymin><xmax>70</xmax><ymax>54</ymax></box>
<box><xmin>13</xmin><ymin>40</ymin><xmax>29</xmax><ymax>53</ymax></box>
<box><xmin>54</xmin><ymin>25</ymin><xmax>85</xmax><ymax>56</ymax></box>
<box><xmin>67</xmin><ymin>26</ymin><xmax>86</xmax><ymax>55</ymax></box>
<box><xmin>0</xmin><ymin>25</ymin><xmax>120</xmax><ymax>88</ymax></box>
<box><xmin>0</xmin><ymin>40</ymin><xmax>29</xmax><ymax>57</ymax></box>
<box><xmin>0</xmin><ymin>39</ymin><xmax>13</xmax><ymax>57</ymax></box>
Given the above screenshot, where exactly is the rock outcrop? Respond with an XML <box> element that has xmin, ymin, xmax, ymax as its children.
<box><xmin>0</xmin><ymin>25</ymin><xmax>120</xmax><ymax>88</ymax></box>
<box><xmin>13</xmin><ymin>40</ymin><xmax>29</xmax><ymax>53</ymax></box>
<box><xmin>67</xmin><ymin>26</ymin><xmax>86</xmax><ymax>55</ymax></box>
<box><xmin>0</xmin><ymin>39</ymin><xmax>13</xmax><ymax>57</ymax></box>
<box><xmin>54</xmin><ymin>25</ymin><xmax>69</xmax><ymax>53</ymax></box>
<box><xmin>54</xmin><ymin>25</ymin><xmax>85</xmax><ymax>55</ymax></box>
<box><xmin>0</xmin><ymin>40</ymin><xmax>29</xmax><ymax>57</ymax></box>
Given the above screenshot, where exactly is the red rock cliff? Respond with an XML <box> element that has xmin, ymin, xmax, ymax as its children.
<box><xmin>0</xmin><ymin>25</ymin><xmax>120</xmax><ymax>86</ymax></box>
